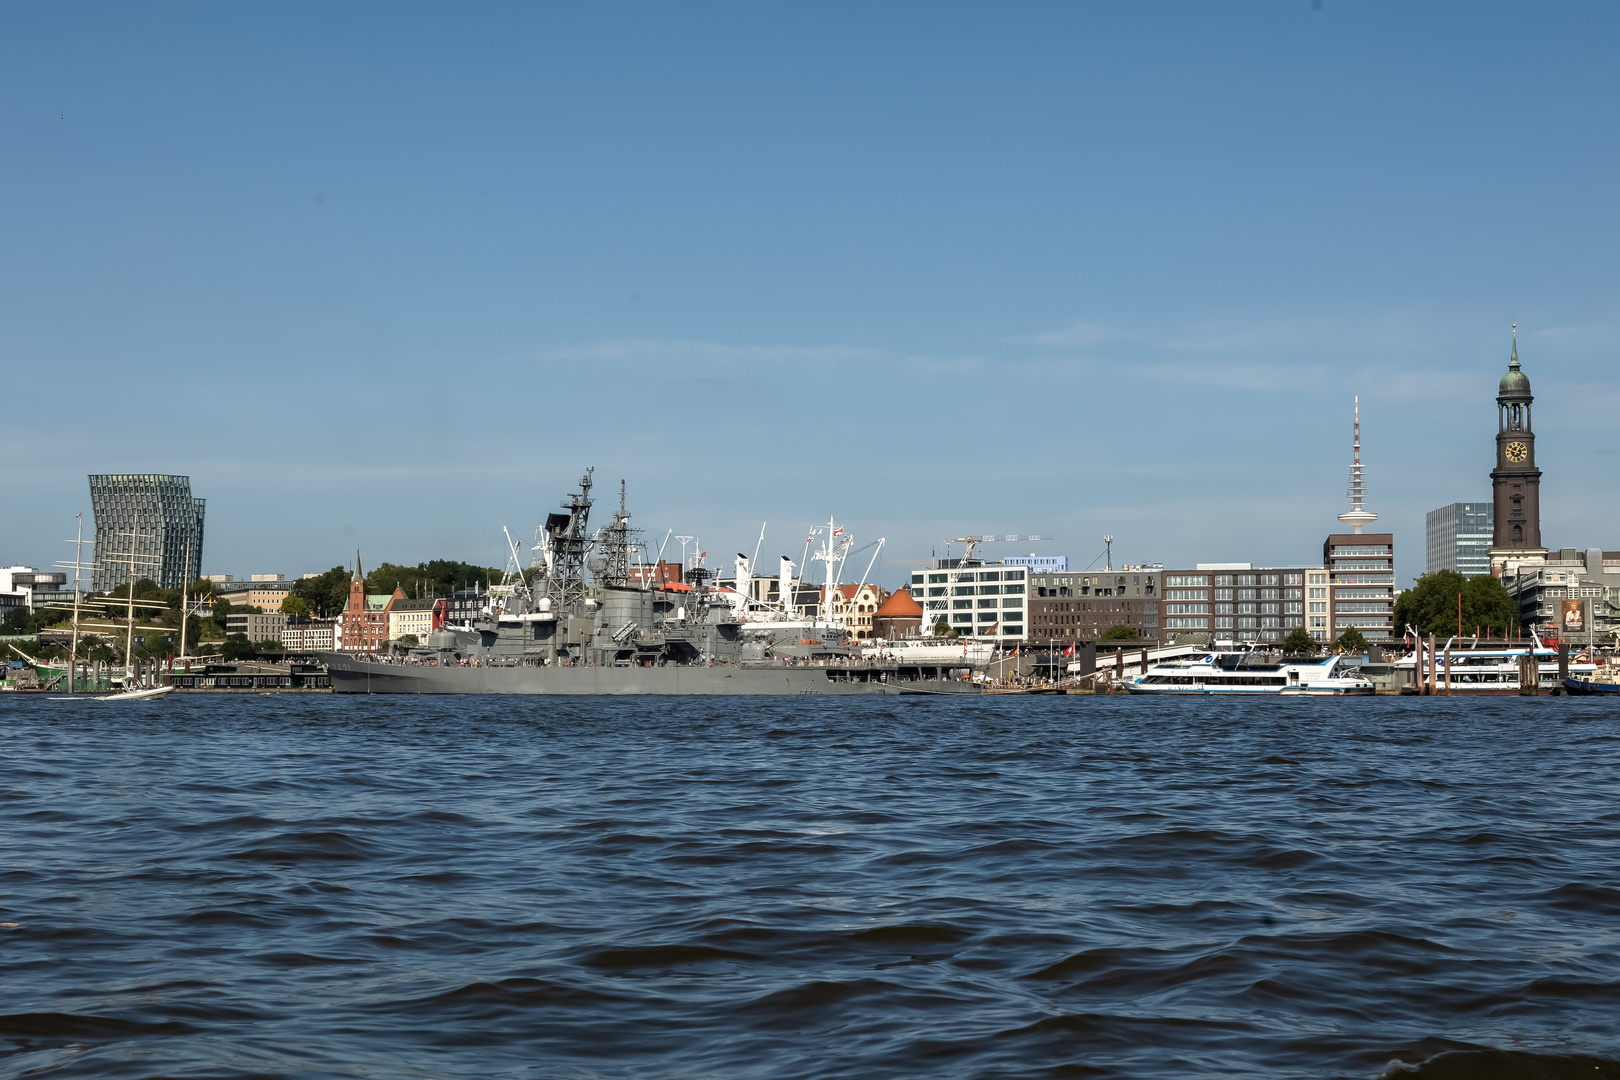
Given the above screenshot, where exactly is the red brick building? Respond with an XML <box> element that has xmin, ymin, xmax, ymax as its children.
<box><xmin>338</xmin><ymin>555</ymin><xmax>404</xmax><ymax>652</ymax></box>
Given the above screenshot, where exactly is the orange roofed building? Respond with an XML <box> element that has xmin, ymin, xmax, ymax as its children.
<box><xmin>872</xmin><ymin>587</ymin><xmax>924</xmax><ymax>640</ymax></box>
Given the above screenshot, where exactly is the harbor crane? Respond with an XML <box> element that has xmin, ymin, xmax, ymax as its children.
<box><xmin>941</xmin><ymin>534</ymin><xmax>1051</xmax><ymax>562</ymax></box>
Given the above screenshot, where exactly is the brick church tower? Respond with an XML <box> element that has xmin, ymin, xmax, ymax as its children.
<box><xmin>1489</xmin><ymin>328</ymin><xmax>1548</xmax><ymax>573</ymax></box>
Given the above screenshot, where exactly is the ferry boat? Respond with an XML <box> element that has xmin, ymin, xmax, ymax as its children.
<box><xmin>1127</xmin><ymin>650</ymin><xmax>1375</xmax><ymax>696</ymax></box>
<box><xmin>1392</xmin><ymin>637</ymin><xmax>1598</xmax><ymax>695</ymax></box>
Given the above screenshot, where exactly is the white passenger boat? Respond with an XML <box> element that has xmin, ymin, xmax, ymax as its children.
<box><xmin>1391</xmin><ymin>640</ymin><xmax>1597</xmax><ymax>695</ymax></box>
<box><xmin>1127</xmin><ymin>651</ymin><xmax>1375</xmax><ymax>695</ymax></box>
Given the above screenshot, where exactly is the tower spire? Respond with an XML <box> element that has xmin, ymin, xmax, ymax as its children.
<box><xmin>1337</xmin><ymin>395</ymin><xmax>1378</xmax><ymax>535</ymax></box>
<box><xmin>1509</xmin><ymin>322</ymin><xmax>1520</xmax><ymax>370</ymax></box>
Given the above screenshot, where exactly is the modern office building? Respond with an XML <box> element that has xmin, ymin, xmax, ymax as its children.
<box><xmin>89</xmin><ymin>474</ymin><xmax>205</xmax><ymax>592</ymax></box>
<box><xmin>1426</xmin><ymin>502</ymin><xmax>1493</xmax><ymax>576</ymax></box>
<box><xmin>908</xmin><ymin>561</ymin><xmax>1028</xmax><ymax>643</ymax></box>
<box><xmin>1323</xmin><ymin>534</ymin><xmax>1395</xmax><ymax>642</ymax></box>
<box><xmin>1029</xmin><ymin>567</ymin><xmax>1160</xmax><ymax>645</ymax></box>
<box><xmin>1154</xmin><ymin>564</ymin><xmax>1316</xmax><ymax>644</ymax></box>
<box><xmin>0</xmin><ymin>567</ymin><xmax>70</xmax><ymax>613</ymax></box>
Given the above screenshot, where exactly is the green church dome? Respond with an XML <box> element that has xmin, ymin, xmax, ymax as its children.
<box><xmin>1497</xmin><ymin>336</ymin><xmax>1531</xmax><ymax>400</ymax></box>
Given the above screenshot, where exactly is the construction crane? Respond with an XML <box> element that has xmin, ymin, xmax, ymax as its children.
<box><xmin>942</xmin><ymin>534</ymin><xmax>1051</xmax><ymax>562</ymax></box>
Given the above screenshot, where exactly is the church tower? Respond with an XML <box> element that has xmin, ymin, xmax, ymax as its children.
<box><xmin>1489</xmin><ymin>327</ymin><xmax>1547</xmax><ymax>573</ymax></box>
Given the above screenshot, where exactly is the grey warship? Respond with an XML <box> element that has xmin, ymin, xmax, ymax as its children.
<box><xmin>320</xmin><ymin>470</ymin><xmax>981</xmax><ymax>696</ymax></box>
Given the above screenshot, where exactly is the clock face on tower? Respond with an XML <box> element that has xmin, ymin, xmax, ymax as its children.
<box><xmin>1505</xmin><ymin>441</ymin><xmax>1529</xmax><ymax>463</ymax></box>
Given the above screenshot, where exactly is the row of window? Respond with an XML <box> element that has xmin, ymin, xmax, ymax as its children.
<box><xmin>917</xmin><ymin>570</ymin><xmax>1027</xmax><ymax>584</ymax></box>
<box><xmin>940</xmin><ymin>584</ymin><xmax>1026</xmax><ymax>596</ymax></box>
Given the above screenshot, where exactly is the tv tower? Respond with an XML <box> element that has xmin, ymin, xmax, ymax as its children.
<box><xmin>1337</xmin><ymin>395</ymin><xmax>1378</xmax><ymax>534</ymax></box>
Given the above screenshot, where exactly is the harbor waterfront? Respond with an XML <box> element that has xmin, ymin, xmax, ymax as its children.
<box><xmin>2</xmin><ymin>693</ymin><xmax>1617</xmax><ymax>1079</ymax></box>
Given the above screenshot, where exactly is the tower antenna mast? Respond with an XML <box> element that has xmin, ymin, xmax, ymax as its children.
<box><xmin>1338</xmin><ymin>394</ymin><xmax>1378</xmax><ymax>535</ymax></box>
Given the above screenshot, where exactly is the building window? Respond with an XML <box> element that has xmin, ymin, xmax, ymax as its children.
<box><xmin>1003</xmin><ymin>584</ymin><xmax>1024</xmax><ymax>594</ymax></box>
<box><xmin>1165</xmin><ymin>575</ymin><xmax>1207</xmax><ymax>587</ymax></box>
<box><xmin>1165</xmin><ymin>617</ymin><xmax>1209</xmax><ymax>628</ymax></box>
<box><xmin>1001</xmin><ymin>598</ymin><xmax>1022</xmax><ymax>609</ymax></box>
<box><xmin>951</xmin><ymin>613</ymin><xmax>972</xmax><ymax>624</ymax></box>
<box><xmin>1260</xmin><ymin>575</ymin><xmax>1280</xmax><ymax>587</ymax></box>
<box><xmin>1165</xmin><ymin>604</ymin><xmax>1208</xmax><ymax>615</ymax></box>
<box><xmin>1166</xmin><ymin>589</ymin><xmax>1208</xmax><ymax>600</ymax></box>
<box><xmin>953</xmin><ymin>600</ymin><xmax>972</xmax><ymax>609</ymax></box>
<box><xmin>1238</xmin><ymin>589</ymin><xmax>1257</xmax><ymax>601</ymax></box>
<box><xmin>1216</xmin><ymin>603</ymin><xmax>1233</xmax><ymax>615</ymax></box>
<box><xmin>1214</xmin><ymin>575</ymin><xmax>1234</xmax><ymax>587</ymax></box>
<box><xmin>1214</xmin><ymin>616</ymin><xmax>1233</xmax><ymax>629</ymax></box>
<box><xmin>1261</xmin><ymin>602</ymin><xmax>1279</xmax><ymax>615</ymax></box>
<box><xmin>977</xmin><ymin>598</ymin><xmax>997</xmax><ymax>608</ymax></box>
<box><xmin>977</xmin><ymin>612</ymin><xmax>997</xmax><ymax>622</ymax></box>
<box><xmin>1238</xmin><ymin>602</ymin><xmax>1256</xmax><ymax>614</ymax></box>
<box><xmin>978</xmin><ymin>571</ymin><xmax>1001</xmax><ymax>582</ymax></box>
<box><xmin>1238</xmin><ymin>616</ymin><xmax>1258</xmax><ymax>629</ymax></box>
<box><xmin>953</xmin><ymin>586</ymin><xmax>975</xmax><ymax>596</ymax></box>
<box><xmin>1237</xmin><ymin>575</ymin><xmax>1257</xmax><ymax>587</ymax></box>
<box><xmin>978</xmin><ymin>585</ymin><xmax>1001</xmax><ymax>595</ymax></box>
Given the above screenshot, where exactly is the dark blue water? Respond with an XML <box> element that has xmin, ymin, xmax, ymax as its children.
<box><xmin>3</xmin><ymin>695</ymin><xmax>1619</xmax><ymax>1080</ymax></box>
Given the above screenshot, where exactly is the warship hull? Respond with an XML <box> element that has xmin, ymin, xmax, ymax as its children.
<box><xmin>321</xmin><ymin>653</ymin><xmax>980</xmax><ymax>696</ymax></box>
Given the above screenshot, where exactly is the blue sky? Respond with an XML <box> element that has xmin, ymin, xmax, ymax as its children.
<box><xmin>4</xmin><ymin>2</ymin><xmax>1617</xmax><ymax>586</ymax></box>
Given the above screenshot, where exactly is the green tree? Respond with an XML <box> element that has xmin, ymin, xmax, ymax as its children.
<box><xmin>1281</xmin><ymin>627</ymin><xmax>1319</xmax><ymax>655</ymax></box>
<box><xmin>290</xmin><ymin>567</ymin><xmax>353</xmax><ymax>618</ymax></box>
<box><xmin>79</xmin><ymin>634</ymin><xmax>117</xmax><ymax>664</ymax></box>
<box><xmin>219</xmin><ymin>634</ymin><xmax>256</xmax><ymax>661</ymax></box>
<box><xmin>1335</xmin><ymin>627</ymin><xmax>1370</xmax><ymax>653</ymax></box>
<box><xmin>1392</xmin><ymin>571</ymin><xmax>1518</xmax><ymax>638</ymax></box>
<box><xmin>365</xmin><ymin>561</ymin><xmax>505</xmax><ymax>599</ymax></box>
<box><xmin>1100</xmin><ymin>624</ymin><xmax>1140</xmax><ymax>641</ymax></box>
<box><xmin>933</xmin><ymin>619</ymin><xmax>953</xmax><ymax>637</ymax></box>
<box><xmin>281</xmin><ymin>595</ymin><xmax>311</xmax><ymax>618</ymax></box>
<box><xmin>395</xmin><ymin>634</ymin><xmax>419</xmax><ymax>647</ymax></box>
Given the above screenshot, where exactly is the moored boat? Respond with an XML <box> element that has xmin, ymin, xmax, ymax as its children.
<box><xmin>1127</xmin><ymin>650</ymin><xmax>1374</xmax><ymax>696</ymax></box>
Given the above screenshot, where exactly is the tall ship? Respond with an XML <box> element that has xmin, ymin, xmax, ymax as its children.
<box><xmin>320</xmin><ymin>470</ymin><xmax>982</xmax><ymax>696</ymax></box>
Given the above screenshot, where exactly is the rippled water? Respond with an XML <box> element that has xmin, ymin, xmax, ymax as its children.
<box><xmin>3</xmin><ymin>694</ymin><xmax>1619</xmax><ymax>1080</ymax></box>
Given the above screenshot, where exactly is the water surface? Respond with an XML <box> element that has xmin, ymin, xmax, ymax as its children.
<box><xmin>3</xmin><ymin>694</ymin><xmax>1618</xmax><ymax>1079</ymax></box>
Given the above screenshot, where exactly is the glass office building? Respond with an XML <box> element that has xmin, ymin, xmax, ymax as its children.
<box><xmin>89</xmin><ymin>474</ymin><xmax>206</xmax><ymax>592</ymax></box>
<box><xmin>1425</xmin><ymin>502</ymin><xmax>1493</xmax><ymax>577</ymax></box>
